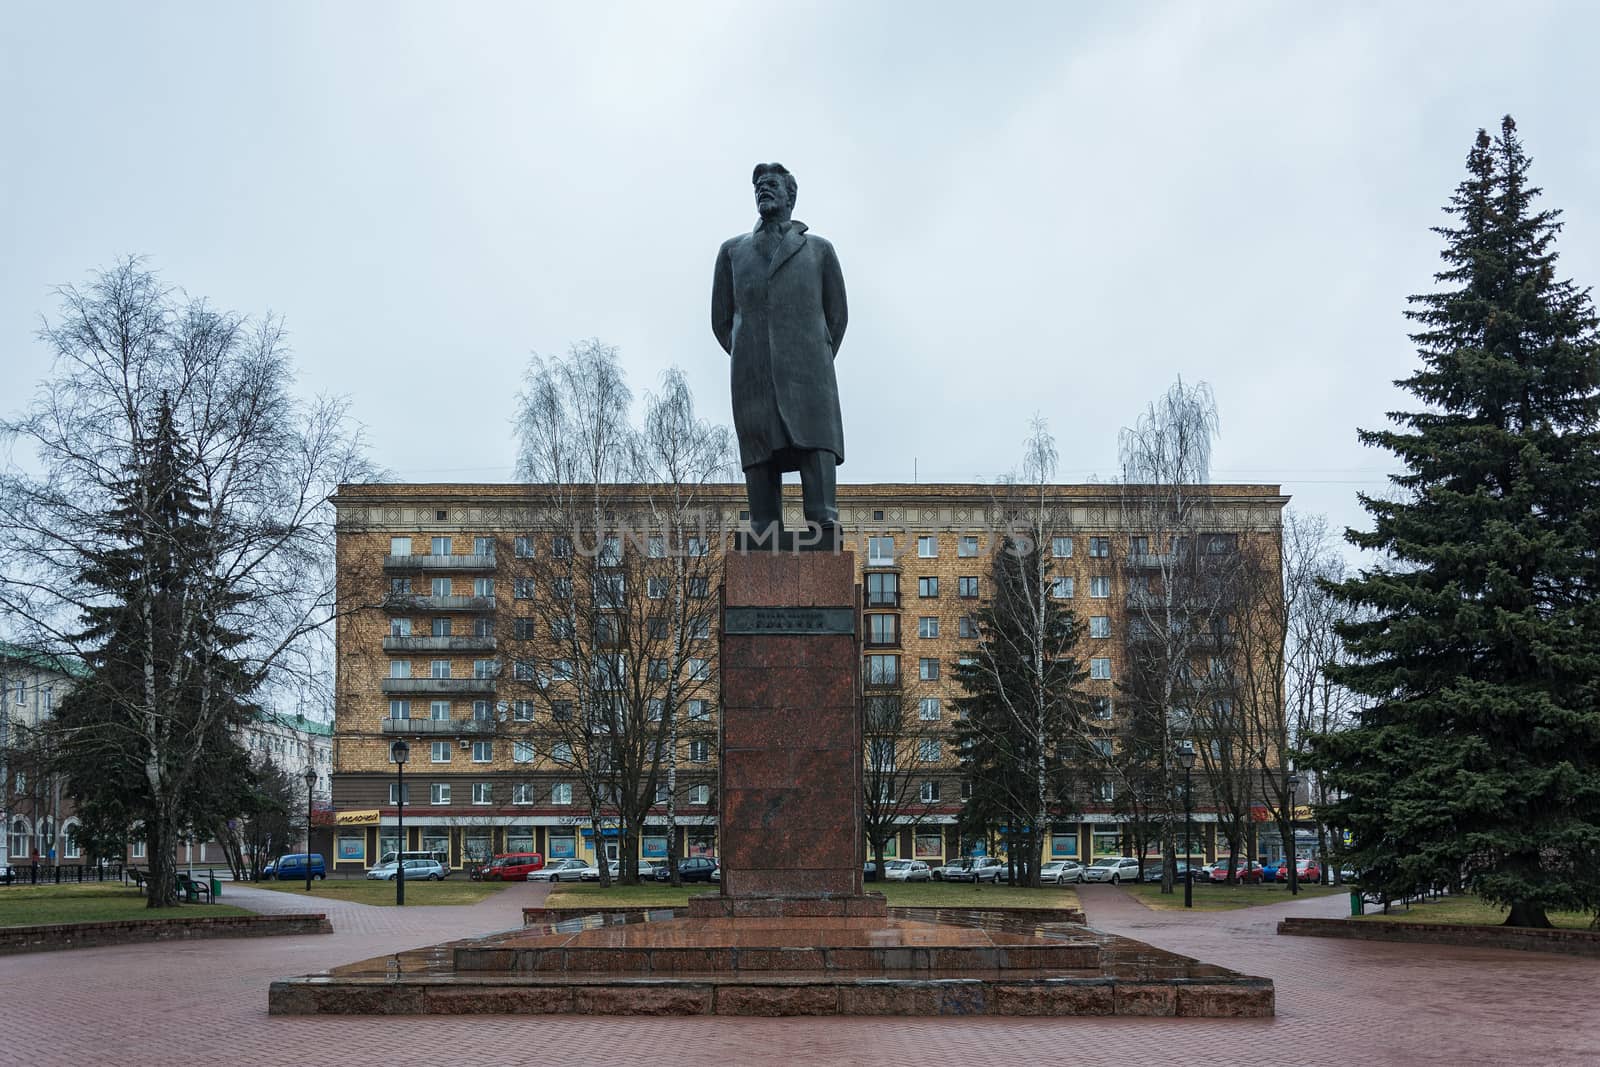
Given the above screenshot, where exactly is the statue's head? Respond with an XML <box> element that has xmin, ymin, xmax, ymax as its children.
<box><xmin>752</xmin><ymin>163</ymin><xmax>797</xmax><ymax>219</ymax></box>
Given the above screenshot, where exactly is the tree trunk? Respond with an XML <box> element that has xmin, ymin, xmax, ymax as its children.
<box><xmin>1504</xmin><ymin>901</ymin><xmax>1552</xmax><ymax>928</ymax></box>
<box><xmin>145</xmin><ymin>812</ymin><xmax>181</xmax><ymax>908</ymax></box>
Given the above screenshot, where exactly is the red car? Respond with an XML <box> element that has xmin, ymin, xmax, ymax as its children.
<box><xmin>481</xmin><ymin>853</ymin><xmax>544</xmax><ymax>880</ymax></box>
<box><xmin>1209</xmin><ymin>860</ymin><xmax>1266</xmax><ymax>884</ymax></box>
<box><xmin>1278</xmin><ymin>859</ymin><xmax>1321</xmax><ymax>883</ymax></box>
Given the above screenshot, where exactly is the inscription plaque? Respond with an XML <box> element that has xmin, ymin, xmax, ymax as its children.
<box><xmin>723</xmin><ymin>606</ymin><xmax>855</xmax><ymax>636</ymax></box>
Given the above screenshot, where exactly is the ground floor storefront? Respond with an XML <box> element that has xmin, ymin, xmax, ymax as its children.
<box><xmin>329</xmin><ymin>814</ymin><xmax>718</xmax><ymax>873</ymax></box>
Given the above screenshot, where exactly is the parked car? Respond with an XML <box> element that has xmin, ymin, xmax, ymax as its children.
<box><xmin>1210</xmin><ymin>860</ymin><xmax>1266</xmax><ymax>884</ymax></box>
<box><xmin>1081</xmin><ymin>857</ymin><xmax>1142</xmax><ymax>885</ymax></box>
<box><xmin>271</xmin><ymin>853</ymin><xmax>326</xmax><ymax>881</ymax></box>
<box><xmin>365</xmin><ymin>861</ymin><xmax>398</xmax><ymax>880</ymax></box>
<box><xmin>863</xmin><ymin>861</ymin><xmax>877</xmax><ymax>883</ymax></box>
<box><xmin>581</xmin><ymin>860</ymin><xmax>658</xmax><ymax>882</ymax></box>
<box><xmin>371</xmin><ymin>858</ymin><xmax>446</xmax><ymax>881</ymax></box>
<box><xmin>1260</xmin><ymin>860</ymin><xmax>1283</xmax><ymax>883</ymax></box>
<box><xmin>480</xmin><ymin>853</ymin><xmax>544</xmax><ymax>881</ymax></box>
<box><xmin>944</xmin><ymin>856</ymin><xmax>1006</xmax><ymax>883</ymax></box>
<box><xmin>527</xmin><ymin>858</ymin><xmax>590</xmax><ymax>882</ymax></box>
<box><xmin>1280</xmin><ymin>859</ymin><xmax>1322</xmax><ymax>884</ymax></box>
<box><xmin>929</xmin><ymin>860</ymin><xmax>969</xmax><ymax>881</ymax></box>
<box><xmin>883</xmin><ymin>859</ymin><xmax>932</xmax><ymax>882</ymax></box>
<box><xmin>1140</xmin><ymin>861</ymin><xmax>1197</xmax><ymax>883</ymax></box>
<box><xmin>653</xmin><ymin>856</ymin><xmax>718</xmax><ymax>883</ymax></box>
<box><xmin>0</xmin><ymin>863</ymin><xmax>13</xmax><ymax>884</ymax></box>
<box><xmin>1040</xmin><ymin>860</ymin><xmax>1084</xmax><ymax>885</ymax></box>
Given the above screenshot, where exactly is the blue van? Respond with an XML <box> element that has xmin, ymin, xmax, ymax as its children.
<box><xmin>273</xmin><ymin>853</ymin><xmax>326</xmax><ymax>880</ymax></box>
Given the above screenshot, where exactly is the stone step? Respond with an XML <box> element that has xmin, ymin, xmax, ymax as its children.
<box><xmin>453</xmin><ymin>940</ymin><xmax>1101</xmax><ymax>974</ymax></box>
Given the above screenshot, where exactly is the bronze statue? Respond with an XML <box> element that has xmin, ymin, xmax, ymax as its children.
<box><xmin>712</xmin><ymin>163</ymin><xmax>847</xmax><ymax>542</ymax></box>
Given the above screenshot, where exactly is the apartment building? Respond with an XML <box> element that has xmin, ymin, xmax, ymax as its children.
<box><xmin>328</xmin><ymin>482</ymin><xmax>1288</xmax><ymax>873</ymax></box>
<box><xmin>0</xmin><ymin>643</ymin><xmax>86</xmax><ymax>869</ymax></box>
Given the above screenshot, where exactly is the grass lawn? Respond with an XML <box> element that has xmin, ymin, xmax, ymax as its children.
<box><xmin>1123</xmin><ymin>880</ymin><xmax>1347</xmax><ymax>911</ymax></box>
<box><xmin>0</xmin><ymin>884</ymin><xmax>254</xmax><ymax>926</ymax></box>
<box><xmin>1356</xmin><ymin>894</ymin><xmax>1596</xmax><ymax>931</ymax></box>
<box><xmin>544</xmin><ymin>880</ymin><xmax>1082</xmax><ymax>911</ymax></box>
<box><xmin>249</xmin><ymin>878</ymin><xmax>509</xmax><ymax>907</ymax></box>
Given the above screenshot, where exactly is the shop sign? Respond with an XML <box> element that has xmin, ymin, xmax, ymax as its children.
<box><xmin>335</xmin><ymin>809</ymin><xmax>381</xmax><ymax>826</ymax></box>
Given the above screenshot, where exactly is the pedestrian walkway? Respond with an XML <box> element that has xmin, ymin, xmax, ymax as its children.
<box><xmin>0</xmin><ymin>880</ymin><xmax>1594</xmax><ymax>1066</ymax></box>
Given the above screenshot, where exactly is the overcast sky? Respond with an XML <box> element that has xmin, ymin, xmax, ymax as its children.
<box><xmin>6</xmin><ymin>1</ymin><xmax>1600</xmax><ymax>553</ymax></box>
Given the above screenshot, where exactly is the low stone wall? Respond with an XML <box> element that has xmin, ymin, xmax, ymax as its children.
<box><xmin>525</xmin><ymin>905</ymin><xmax>680</xmax><ymax>926</ymax></box>
<box><xmin>1278</xmin><ymin>916</ymin><xmax>1600</xmax><ymax>958</ymax></box>
<box><xmin>524</xmin><ymin>903</ymin><xmax>1088</xmax><ymax>927</ymax></box>
<box><xmin>0</xmin><ymin>913</ymin><xmax>332</xmax><ymax>955</ymax></box>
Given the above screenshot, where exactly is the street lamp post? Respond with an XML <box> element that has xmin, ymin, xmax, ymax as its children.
<box><xmin>1286</xmin><ymin>771</ymin><xmax>1301</xmax><ymax>896</ymax></box>
<box><xmin>391</xmin><ymin>739</ymin><xmax>409</xmax><ymax>906</ymax></box>
<box><xmin>1178</xmin><ymin>742</ymin><xmax>1196</xmax><ymax>910</ymax></box>
<box><xmin>302</xmin><ymin>766</ymin><xmax>317</xmax><ymax>893</ymax></box>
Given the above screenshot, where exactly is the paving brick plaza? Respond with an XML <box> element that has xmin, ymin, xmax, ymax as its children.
<box><xmin>1</xmin><ymin>883</ymin><xmax>1594</xmax><ymax>1066</ymax></box>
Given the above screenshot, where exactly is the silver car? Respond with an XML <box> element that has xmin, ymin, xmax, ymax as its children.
<box><xmin>527</xmin><ymin>857</ymin><xmax>590</xmax><ymax>882</ymax></box>
<box><xmin>944</xmin><ymin>856</ymin><xmax>1005</xmax><ymax>883</ymax></box>
<box><xmin>1040</xmin><ymin>860</ymin><xmax>1084</xmax><ymax>884</ymax></box>
<box><xmin>1080</xmin><ymin>856</ymin><xmax>1142</xmax><ymax>884</ymax></box>
<box><xmin>370</xmin><ymin>858</ymin><xmax>447</xmax><ymax>881</ymax></box>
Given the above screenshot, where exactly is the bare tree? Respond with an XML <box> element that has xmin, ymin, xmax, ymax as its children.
<box><xmin>862</xmin><ymin>681</ymin><xmax>944</xmax><ymax>881</ymax></box>
<box><xmin>1112</xmin><ymin>377</ymin><xmax>1227</xmax><ymax>893</ymax></box>
<box><xmin>0</xmin><ymin>259</ymin><xmax>372</xmax><ymax>906</ymax></box>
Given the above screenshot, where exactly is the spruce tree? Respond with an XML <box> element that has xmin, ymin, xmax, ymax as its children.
<box><xmin>54</xmin><ymin>398</ymin><xmax>258</xmax><ymax>907</ymax></box>
<box><xmin>1310</xmin><ymin>117</ymin><xmax>1600</xmax><ymax>927</ymax></box>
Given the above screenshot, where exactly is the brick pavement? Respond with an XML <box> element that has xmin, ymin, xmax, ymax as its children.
<box><xmin>1</xmin><ymin>880</ymin><xmax>1595</xmax><ymax>1067</ymax></box>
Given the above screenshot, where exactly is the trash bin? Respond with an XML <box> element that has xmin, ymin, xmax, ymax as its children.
<box><xmin>210</xmin><ymin>876</ymin><xmax>222</xmax><ymax>899</ymax></box>
<box><xmin>1349</xmin><ymin>890</ymin><xmax>1363</xmax><ymax>917</ymax></box>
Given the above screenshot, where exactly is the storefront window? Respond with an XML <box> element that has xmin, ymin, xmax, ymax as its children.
<box><xmin>1092</xmin><ymin>831</ymin><xmax>1123</xmax><ymax>856</ymax></box>
<box><xmin>378</xmin><ymin>830</ymin><xmax>401</xmax><ymax>862</ymax></box>
<box><xmin>548</xmin><ymin>834</ymin><xmax>577</xmax><ymax>859</ymax></box>
<box><xmin>688</xmin><ymin>833</ymin><xmax>716</xmax><ymax>858</ymax></box>
<box><xmin>421</xmin><ymin>829</ymin><xmax>449</xmax><ymax>861</ymax></box>
<box><xmin>506</xmin><ymin>826</ymin><xmax>535</xmax><ymax>854</ymax></box>
<box><xmin>914</xmin><ymin>834</ymin><xmax>943</xmax><ymax>860</ymax></box>
<box><xmin>642</xmin><ymin>833</ymin><xmax>668</xmax><ymax>860</ymax></box>
<box><xmin>464</xmin><ymin>832</ymin><xmax>492</xmax><ymax>863</ymax></box>
<box><xmin>337</xmin><ymin>832</ymin><xmax>364</xmax><ymax>861</ymax></box>
<box><xmin>1051</xmin><ymin>833</ymin><xmax>1078</xmax><ymax>857</ymax></box>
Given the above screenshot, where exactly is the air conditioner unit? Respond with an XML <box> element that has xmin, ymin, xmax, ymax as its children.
<box><xmin>459</xmin><ymin>738</ymin><xmax>472</xmax><ymax>750</ymax></box>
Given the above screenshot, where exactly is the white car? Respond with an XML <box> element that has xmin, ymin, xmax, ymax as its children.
<box><xmin>882</xmin><ymin>859</ymin><xmax>932</xmax><ymax>882</ymax></box>
<box><xmin>527</xmin><ymin>857</ymin><xmax>590</xmax><ymax>882</ymax></box>
<box><xmin>1040</xmin><ymin>860</ymin><xmax>1084</xmax><ymax>884</ymax></box>
<box><xmin>1080</xmin><ymin>856</ymin><xmax>1142</xmax><ymax>885</ymax></box>
<box><xmin>944</xmin><ymin>856</ymin><xmax>1005</xmax><ymax>883</ymax></box>
<box><xmin>580</xmin><ymin>860</ymin><xmax>658</xmax><ymax>882</ymax></box>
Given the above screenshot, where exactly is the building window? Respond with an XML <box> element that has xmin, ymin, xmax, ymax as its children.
<box><xmin>431</xmin><ymin>577</ymin><xmax>451</xmax><ymax>596</ymax></box>
<box><xmin>689</xmin><ymin>740</ymin><xmax>709</xmax><ymax>763</ymax></box>
<box><xmin>1089</xmin><ymin>615</ymin><xmax>1111</xmax><ymax>639</ymax></box>
<box><xmin>552</xmin><ymin>578</ymin><xmax>573</xmax><ymax>600</ymax></box>
<box><xmin>512</xmin><ymin>700</ymin><xmax>535</xmax><ymax>721</ymax></box>
<box><xmin>1093</xmin><ymin>696</ymin><xmax>1113</xmax><ymax>719</ymax></box>
<box><xmin>131</xmin><ymin>835</ymin><xmax>146</xmax><ymax>860</ymax></box>
<box><xmin>867</xmin><ymin>536</ymin><xmax>895</xmax><ymax>565</ymax></box>
<box><xmin>1092</xmin><ymin>738</ymin><xmax>1113</xmax><ymax>757</ymax></box>
<box><xmin>1090</xmin><ymin>657</ymin><xmax>1112</xmax><ymax>680</ymax></box>
<box><xmin>514</xmin><ymin>659</ymin><xmax>537</xmax><ymax>681</ymax></box>
<box><xmin>475</xmin><ymin>536</ymin><xmax>495</xmax><ymax>556</ymax></box>
<box><xmin>918</xmin><ymin>697</ymin><xmax>941</xmax><ymax>721</ymax></box>
<box><xmin>917</xmin><ymin>535</ymin><xmax>938</xmax><ymax>558</ymax></box>
<box><xmin>869</xmin><ymin>738</ymin><xmax>896</xmax><ymax>771</ymax></box>
<box><xmin>687</xmin><ymin>658</ymin><xmax>710</xmax><ymax>681</ymax></box>
<box><xmin>552</xmin><ymin>782</ymin><xmax>573</xmax><ymax>805</ymax></box>
<box><xmin>514</xmin><ymin>535</ymin><xmax>535</xmax><ymax>558</ymax></box>
<box><xmin>1052</xmin><ymin>536</ymin><xmax>1072</xmax><ymax>558</ymax></box>
<box><xmin>430</xmin><ymin>783</ymin><xmax>451</xmax><ymax>805</ymax></box>
<box><xmin>474</xmin><ymin>577</ymin><xmax>494</xmax><ymax>597</ymax></box>
<box><xmin>551</xmin><ymin>701</ymin><xmax>574</xmax><ymax>723</ymax></box>
<box><xmin>389</xmin><ymin>699</ymin><xmax>411</xmax><ymax>720</ymax></box>
<box><xmin>1094</xmin><ymin>782</ymin><xmax>1115</xmax><ymax>802</ymax></box>
<box><xmin>552</xmin><ymin>535</ymin><xmax>573</xmax><ymax>559</ymax></box>
<box><xmin>514</xmin><ymin>578</ymin><xmax>535</xmax><ymax>599</ymax></box>
<box><xmin>958</xmin><ymin>536</ymin><xmax>979</xmax><ymax>557</ymax></box>
<box><xmin>1088</xmin><ymin>537</ymin><xmax>1111</xmax><ymax>558</ymax></box>
<box><xmin>690</xmin><ymin>618</ymin><xmax>710</xmax><ymax>639</ymax></box>
<box><xmin>647</xmin><ymin>577</ymin><xmax>668</xmax><ymax>599</ymax></box>
<box><xmin>865</xmin><ymin>572</ymin><xmax>899</xmax><ymax>608</ymax></box>
<box><xmin>687</xmin><ymin>537</ymin><xmax>709</xmax><ymax>557</ymax></box>
<box><xmin>865</xmin><ymin>654</ymin><xmax>899</xmax><ymax>687</ymax></box>
<box><xmin>389</xmin><ymin>577</ymin><xmax>412</xmax><ymax>596</ymax></box>
<box><xmin>470</xmin><ymin>782</ymin><xmax>492</xmax><ymax>805</ymax></box>
<box><xmin>431</xmin><ymin>740</ymin><xmax>452</xmax><ymax>762</ymax></box>
<box><xmin>919</xmin><ymin>657</ymin><xmax>940</xmax><ymax>681</ymax></box>
<box><xmin>388</xmin><ymin>783</ymin><xmax>411</xmax><ymax>805</ymax></box>
<box><xmin>391</xmin><ymin>536</ymin><xmax>412</xmax><ymax>555</ymax></box>
<box><xmin>471</xmin><ymin>741</ymin><xmax>492</xmax><ymax>762</ymax></box>
<box><xmin>687</xmin><ymin>699</ymin><xmax>710</xmax><ymax>722</ymax></box>
<box><xmin>866</xmin><ymin>614</ymin><xmax>899</xmax><ymax>647</ymax></box>
<box><xmin>512</xmin><ymin>783</ymin><xmax>535</xmax><ymax>805</ymax></box>
<box><xmin>1089</xmin><ymin>576</ymin><xmax>1110</xmax><ymax>598</ymax></box>
<box><xmin>918</xmin><ymin>576</ymin><xmax>938</xmax><ymax>598</ymax></box>
<box><xmin>598</xmin><ymin>537</ymin><xmax>622</xmax><ymax>566</ymax></box>
<box><xmin>431</xmin><ymin>659</ymin><xmax>451</xmax><ymax>679</ymax></box>
<box><xmin>689</xmin><ymin>784</ymin><xmax>710</xmax><ymax>806</ymax></box>
<box><xmin>390</xmin><ymin>618</ymin><xmax>412</xmax><ymax>637</ymax></box>
<box><xmin>958</xmin><ymin>577</ymin><xmax>979</xmax><ymax>599</ymax></box>
<box><xmin>430</xmin><ymin>617</ymin><xmax>452</xmax><ymax>638</ymax></box>
<box><xmin>430</xmin><ymin>700</ymin><xmax>450</xmax><ymax>721</ymax></box>
<box><xmin>920</xmin><ymin>780</ymin><xmax>941</xmax><ymax>803</ymax></box>
<box><xmin>552</xmin><ymin>741</ymin><xmax>573</xmax><ymax>763</ymax></box>
<box><xmin>390</xmin><ymin>660</ymin><xmax>411</xmax><ymax>679</ymax></box>
<box><xmin>917</xmin><ymin>738</ymin><xmax>941</xmax><ymax>762</ymax></box>
<box><xmin>513</xmin><ymin>617</ymin><xmax>536</xmax><ymax>639</ymax></box>
<box><xmin>916</xmin><ymin>615</ymin><xmax>940</xmax><ymax>640</ymax></box>
<box><xmin>959</xmin><ymin>616</ymin><xmax>979</xmax><ymax>639</ymax></box>
<box><xmin>474</xmin><ymin>658</ymin><xmax>498</xmax><ymax>679</ymax></box>
<box><xmin>512</xmin><ymin>740</ymin><xmax>535</xmax><ymax>764</ymax></box>
<box><xmin>430</xmin><ymin>535</ymin><xmax>451</xmax><ymax>556</ymax></box>
<box><xmin>1051</xmin><ymin>576</ymin><xmax>1074</xmax><ymax>599</ymax></box>
<box><xmin>688</xmin><ymin>577</ymin><xmax>710</xmax><ymax>598</ymax></box>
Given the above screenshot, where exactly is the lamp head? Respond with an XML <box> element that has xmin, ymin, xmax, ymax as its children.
<box><xmin>303</xmin><ymin>766</ymin><xmax>317</xmax><ymax>787</ymax></box>
<box><xmin>1287</xmin><ymin>772</ymin><xmax>1301</xmax><ymax>790</ymax></box>
<box><xmin>391</xmin><ymin>739</ymin><xmax>410</xmax><ymax>765</ymax></box>
<box><xmin>1178</xmin><ymin>742</ymin><xmax>1196</xmax><ymax>772</ymax></box>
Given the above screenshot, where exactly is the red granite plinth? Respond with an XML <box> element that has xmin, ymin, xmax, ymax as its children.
<box><xmin>718</xmin><ymin>550</ymin><xmax>863</xmax><ymax>902</ymax></box>
<box><xmin>686</xmin><ymin>893</ymin><xmax>886</xmax><ymax>919</ymax></box>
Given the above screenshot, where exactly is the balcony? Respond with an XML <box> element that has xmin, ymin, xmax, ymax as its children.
<box><xmin>382</xmin><ymin>635</ymin><xmax>497</xmax><ymax>653</ymax></box>
<box><xmin>1126</xmin><ymin>552</ymin><xmax>1174</xmax><ymax>569</ymax></box>
<box><xmin>381</xmin><ymin>677</ymin><xmax>499</xmax><ymax>695</ymax></box>
<box><xmin>381</xmin><ymin>717</ymin><xmax>497</xmax><ymax>737</ymax></box>
<box><xmin>384</xmin><ymin>553</ymin><xmax>497</xmax><ymax>572</ymax></box>
<box><xmin>382</xmin><ymin>594</ymin><xmax>496</xmax><ymax>613</ymax></box>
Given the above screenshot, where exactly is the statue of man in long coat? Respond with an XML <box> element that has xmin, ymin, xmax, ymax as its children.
<box><xmin>712</xmin><ymin>162</ymin><xmax>847</xmax><ymax>540</ymax></box>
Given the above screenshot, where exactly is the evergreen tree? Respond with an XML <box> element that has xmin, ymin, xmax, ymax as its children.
<box><xmin>951</xmin><ymin>539</ymin><xmax>1088</xmax><ymax>886</ymax></box>
<box><xmin>1309</xmin><ymin>117</ymin><xmax>1600</xmax><ymax>927</ymax></box>
<box><xmin>53</xmin><ymin>399</ymin><xmax>258</xmax><ymax>907</ymax></box>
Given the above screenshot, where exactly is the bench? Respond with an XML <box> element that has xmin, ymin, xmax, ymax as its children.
<box><xmin>125</xmin><ymin>869</ymin><xmax>147</xmax><ymax>893</ymax></box>
<box><xmin>175</xmin><ymin>874</ymin><xmax>212</xmax><ymax>904</ymax></box>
